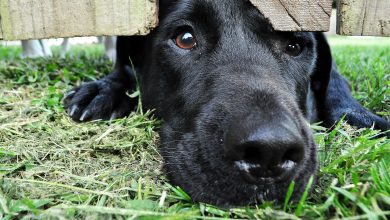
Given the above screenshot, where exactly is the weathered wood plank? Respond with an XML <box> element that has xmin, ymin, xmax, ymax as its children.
<box><xmin>249</xmin><ymin>0</ymin><xmax>333</xmax><ymax>31</ymax></box>
<box><xmin>0</xmin><ymin>16</ymin><xmax>3</xmax><ymax>39</ymax></box>
<box><xmin>0</xmin><ymin>0</ymin><xmax>158</xmax><ymax>40</ymax></box>
<box><xmin>337</xmin><ymin>0</ymin><xmax>390</xmax><ymax>36</ymax></box>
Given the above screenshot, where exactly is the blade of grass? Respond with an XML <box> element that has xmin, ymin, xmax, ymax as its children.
<box><xmin>295</xmin><ymin>176</ymin><xmax>314</xmax><ymax>216</ymax></box>
<box><xmin>283</xmin><ymin>181</ymin><xmax>295</xmax><ymax>212</ymax></box>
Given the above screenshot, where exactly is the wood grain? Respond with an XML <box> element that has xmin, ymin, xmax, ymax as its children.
<box><xmin>249</xmin><ymin>0</ymin><xmax>333</xmax><ymax>31</ymax></box>
<box><xmin>0</xmin><ymin>0</ymin><xmax>158</xmax><ymax>40</ymax></box>
<box><xmin>337</xmin><ymin>0</ymin><xmax>390</xmax><ymax>36</ymax></box>
<box><xmin>0</xmin><ymin>16</ymin><xmax>3</xmax><ymax>39</ymax></box>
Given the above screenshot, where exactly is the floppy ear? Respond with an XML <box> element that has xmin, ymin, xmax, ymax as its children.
<box><xmin>312</xmin><ymin>33</ymin><xmax>390</xmax><ymax>135</ymax></box>
<box><xmin>115</xmin><ymin>36</ymin><xmax>147</xmax><ymax>70</ymax></box>
<box><xmin>107</xmin><ymin>36</ymin><xmax>148</xmax><ymax>90</ymax></box>
<box><xmin>311</xmin><ymin>33</ymin><xmax>332</xmax><ymax>100</ymax></box>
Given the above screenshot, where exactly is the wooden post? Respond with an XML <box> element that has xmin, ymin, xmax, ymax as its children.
<box><xmin>0</xmin><ymin>0</ymin><xmax>158</xmax><ymax>40</ymax></box>
<box><xmin>249</xmin><ymin>0</ymin><xmax>333</xmax><ymax>31</ymax></box>
<box><xmin>337</xmin><ymin>0</ymin><xmax>390</xmax><ymax>36</ymax></box>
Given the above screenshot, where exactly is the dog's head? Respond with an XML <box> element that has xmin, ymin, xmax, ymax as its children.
<box><xmin>134</xmin><ymin>0</ymin><xmax>332</xmax><ymax>206</ymax></box>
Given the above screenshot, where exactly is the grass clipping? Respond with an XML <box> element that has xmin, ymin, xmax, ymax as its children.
<box><xmin>0</xmin><ymin>53</ymin><xmax>171</xmax><ymax>218</ymax></box>
<box><xmin>0</xmin><ymin>85</ymin><xmax>165</xmax><ymax>214</ymax></box>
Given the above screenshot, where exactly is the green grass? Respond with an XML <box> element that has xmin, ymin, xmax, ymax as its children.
<box><xmin>0</xmin><ymin>37</ymin><xmax>389</xmax><ymax>219</ymax></box>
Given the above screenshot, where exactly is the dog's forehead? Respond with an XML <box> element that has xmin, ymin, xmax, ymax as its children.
<box><xmin>160</xmin><ymin>0</ymin><xmax>271</xmax><ymax>28</ymax></box>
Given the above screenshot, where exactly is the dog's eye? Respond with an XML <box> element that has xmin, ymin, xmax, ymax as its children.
<box><xmin>175</xmin><ymin>32</ymin><xmax>197</xmax><ymax>50</ymax></box>
<box><xmin>285</xmin><ymin>42</ymin><xmax>303</xmax><ymax>57</ymax></box>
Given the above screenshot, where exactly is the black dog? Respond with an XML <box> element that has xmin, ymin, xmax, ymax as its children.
<box><xmin>64</xmin><ymin>0</ymin><xmax>390</xmax><ymax>206</ymax></box>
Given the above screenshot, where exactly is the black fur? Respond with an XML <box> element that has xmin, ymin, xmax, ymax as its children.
<box><xmin>64</xmin><ymin>0</ymin><xmax>389</xmax><ymax>206</ymax></box>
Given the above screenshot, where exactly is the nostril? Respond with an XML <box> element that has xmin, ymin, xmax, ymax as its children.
<box><xmin>242</xmin><ymin>145</ymin><xmax>263</xmax><ymax>164</ymax></box>
<box><xmin>282</xmin><ymin>146</ymin><xmax>304</xmax><ymax>164</ymax></box>
<box><xmin>274</xmin><ymin>146</ymin><xmax>304</xmax><ymax>174</ymax></box>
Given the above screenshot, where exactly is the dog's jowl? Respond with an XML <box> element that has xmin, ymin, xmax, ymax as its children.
<box><xmin>64</xmin><ymin>0</ymin><xmax>390</xmax><ymax>206</ymax></box>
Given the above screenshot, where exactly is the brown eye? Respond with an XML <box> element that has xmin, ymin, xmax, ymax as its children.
<box><xmin>175</xmin><ymin>32</ymin><xmax>197</xmax><ymax>50</ymax></box>
<box><xmin>286</xmin><ymin>42</ymin><xmax>303</xmax><ymax>57</ymax></box>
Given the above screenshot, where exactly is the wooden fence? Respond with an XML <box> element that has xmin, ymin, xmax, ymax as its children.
<box><xmin>337</xmin><ymin>0</ymin><xmax>390</xmax><ymax>36</ymax></box>
<box><xmin>0</xmin><ymin>0</ymin><xmax>388</xmax><ymax>40</ymax></box>
<box><xmin>0</xmin><ymin>0</ymin><xmax>158</xmax><ymax>40</ymax></box>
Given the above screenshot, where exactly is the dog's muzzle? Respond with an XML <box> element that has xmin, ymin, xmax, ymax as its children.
<box><xmin>223</xmin><ymin>101</ymin><xmax>306</xmax><ymax>182</ymax></box>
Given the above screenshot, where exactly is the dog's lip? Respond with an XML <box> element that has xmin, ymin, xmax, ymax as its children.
<box><xmin>234</xmin><ymin>160</ymin><xmax>298</xmax><ymax>183</ymax></box>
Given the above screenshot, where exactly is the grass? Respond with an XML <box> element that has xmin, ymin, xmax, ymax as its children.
<box><xmin>0</xmin><ymin>37</ymin><xmax>389</xmax><ymax>219</ymax></box>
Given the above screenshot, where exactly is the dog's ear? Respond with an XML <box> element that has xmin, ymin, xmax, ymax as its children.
<box><xmin>312</xmin><ymin>33</ymin><xmax>390</xmax><ymax>134</ymax></box>
<box><xmin>311</xmin><ymin>33</ymin><xmax>332</xmax><ymax>102</ymax></box>
<box><xmin>115</xmin><ymin>36</ymin><xmax>148</xmax><ymax>68</ymax></box>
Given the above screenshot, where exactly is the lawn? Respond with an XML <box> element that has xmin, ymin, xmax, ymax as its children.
<box><xmin>0</xmin><ymin>37</ymin><xmax>389</xmax><ymax>220</ymax></box>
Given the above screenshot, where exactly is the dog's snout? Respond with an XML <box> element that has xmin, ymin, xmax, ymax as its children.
<box><xmin>224</xmin><ymin>112</ymin><xmax>305</xmax><ymax>179</ymax></box>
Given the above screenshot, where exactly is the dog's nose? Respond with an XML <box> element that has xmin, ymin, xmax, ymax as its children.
<box><xmin>224</xmin><ymin>113</ymin><xmax>305</xmax><ymax>179</ymax></box>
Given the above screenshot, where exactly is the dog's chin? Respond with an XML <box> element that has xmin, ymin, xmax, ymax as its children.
<box><xmin>160</xmin><ymin>119</ymin><xmax>318</xmax><ymax>207</ymax></box>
